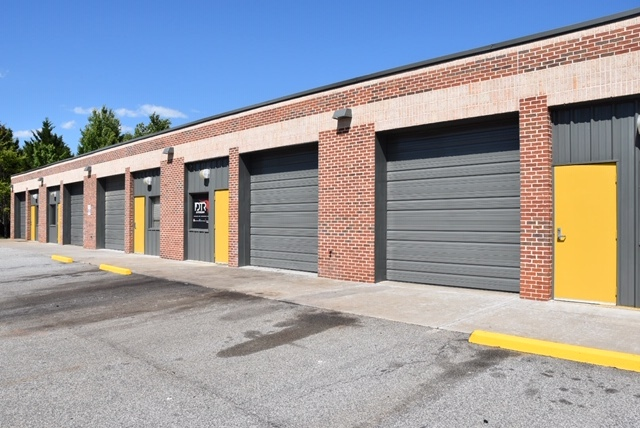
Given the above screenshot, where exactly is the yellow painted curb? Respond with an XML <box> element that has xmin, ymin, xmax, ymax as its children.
<box><xmin>469</xmin><ymin>330</ymin><xmax>640</xmax><ymax>373</ymax></box>
<box><xmin>52</xmin><ymin>255</ymin><xmax>73</xmax><ymax>264</ymax></box>
<box><xmin>99</xmin><ymin>264</ymin><xmax>132</xmax><ymax>276</ymax></box>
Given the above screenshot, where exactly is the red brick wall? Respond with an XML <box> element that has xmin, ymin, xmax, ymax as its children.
<box><xmin>160</xmin><ymin>158</ymin><xmax>185</xmax><ymax>260</ymax></box>
<box><xmin>38</xmin><ymin>186</ymin><xmax>46</xmax><ymax>243</ymax></box>
<box><xmin>124</xmin><ymin>168</ymin><xmax>134</xmax><ymax>253</ymax></box>
<box><xmin>519</xmin><ymin>96</ymin><xmax>553</xmax><ymax>300</ymax></box>
<box><xmin>318</xmin><ymin>124</ymin><xmax>377</xmax><ymax>282</ymax></box>
<box><xmin>228</xmin><ymin>148</ymin><xmax>239</xmax><ymax>268</ymax></box>
<box><xmin>84</xmin><ymin>174</ymin><xmax>97</xmax><ymax>249</ymax></box>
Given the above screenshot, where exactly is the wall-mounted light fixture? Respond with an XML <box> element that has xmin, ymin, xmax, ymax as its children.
<box><xmin>32</xmin><ymin>194</ymin><xmax>38</xmax><ymax>202</ymax></box>
<box><xmin>84</xmin><ymin>165</ymin><xmax>92</xmax><ymax>176</ymax></box>
<box><xmin>37</xmin><ymin>177</ymin><xmax>44</xmax><ymax>186</ymax></box>
<box><xmin>52</xmin><ymin>191</ymin><xmax>57</xmax><ymax>198</ymax></box>
<box><xmin>332</xmin><ymin>108</ymin><xmax>352</xmax><ymax>120</ymax></box>
<box><xmin>162</xmin><ymin>147</ymin><xmax>174</xmax><ymax>156</ymax></box>
<box><xmin>10</xmin><ymin>184</ymin><xmax>13</xmax><ymax>192</ymax></box>
<box><xmin>636</xmin><ymin>116</ymin><xmax>640</xmax><ymax>135</ymax></box>
<box><xmin>199</xmin><ymin>168</ymin><xmax>211</xmax><ymax>180</ymax></box>
<box><xmin>143</xmin><ymin>176</ymin><xmax>153</xmax><ymax>186</ymax></box>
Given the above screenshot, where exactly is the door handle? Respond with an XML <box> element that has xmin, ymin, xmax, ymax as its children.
<box><xmin>557</xmin><ymin>227</ymin><xmax>566</xmax><ymax>242</ymax></box>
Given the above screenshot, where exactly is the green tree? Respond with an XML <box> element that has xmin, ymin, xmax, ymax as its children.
<box><xmin>0</xmin><ymin>123</ymin><xmax>26</xmax><ymax>237</ymax></box>
<box><xmin>122</xmin><ymin>112</ymin><xmax>171</xmax><ymax>142</ymax></box>
<box><xmin>78</xmin><ymin>106</ymin><xmax>122</xmax><ymax>154</ymax></box>
<box><xmin>22</xmin><ymin>118</ymin><xmax>73</xmax><ymax>169</ymax></box>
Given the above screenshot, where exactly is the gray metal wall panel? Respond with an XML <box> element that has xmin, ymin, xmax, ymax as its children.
<box><xmin>185</xmin><ymin>158</ymin><xmax>228</xmax><ymax>262</ymax></box>
<box><xmin>386</xmin><ymin>123</ymin><xmax>520</xmax><ymax>292</ymax></box>
<box><xmin>238</xmin><ymin>155</ymin><xmax>251</xmax><ymax>266</ymax></box>
<box><xmin>249</xmin><ymin>144</ymin><xmax>318</xmax><ymax>273</ymax></box>
<box><xmin>15</xmin><ymin>193</ymin><xmax>26</xmax><ymax>239</ymax></box>
<box><xmin>552</xmin><ymin>101</ymin><xmax>639</xmax><ymax>307</ymax></box>
<box><xmin>68</xmin><ymin>182</ymin><xmax>84</xmax><ymax>246</ymax></box>
<box><xmin>133</xmin><ymin>169</ymin><xmax>161</xmax><ymax>196</ymax></box>
<box><xmin>102</xmin><ymin>175</ymin><xmax>125</xmax><ymax>251</ymax></box>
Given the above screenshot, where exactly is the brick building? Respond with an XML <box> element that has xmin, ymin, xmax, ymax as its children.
<box><xmin>11</xmin><ymin>9</ymin><xmax>640</xmax><ymax>307</ymax></box>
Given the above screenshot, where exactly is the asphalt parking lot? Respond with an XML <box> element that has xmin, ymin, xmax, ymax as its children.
<box><xmin>2</xmin><ymin>247</ymin><xmax>640</xmax><ymax>427</ymax></box>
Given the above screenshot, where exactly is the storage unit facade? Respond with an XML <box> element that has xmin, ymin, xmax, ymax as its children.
<box><xmin>10</xmin><ymin>10</ymin><xmax>640</xmax><ymax>307</ymax></box>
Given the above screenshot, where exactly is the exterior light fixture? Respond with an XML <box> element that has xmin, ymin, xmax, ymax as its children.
<box><xmin>332</xmin><ymin>108</ymin><xmax>352</xmax><ymax>120</ymax></box>
<box><xmin>199</xmin><ymin>169</ymin><xmax>211</xmax><ymax>180</ymax></box>
<box><xmin>143</xmin><ymin>176</ymin><xmax>153</xmax><ymax>186</ymax></box>
<box><xmin>636</xmin><ymin>116</ymin><xmax>640</xmax><ymax>135</ymax></box>
<box><xmin>84</xmin><ymin>165</ymin><xmax>92</xmax><ymax>175</ymax></box>
<box><xmin>33</xmin><ymin>194</ymin><xmax>38</xmax><ymax>202</ymax></box>
<box><xmin>10</xmin><ymin>184</ymin><xmax>13</xmax><ymax>192</ymax></box>
<box><xmin>162</xmin><ymin>147</ymin><xmax>174</xmax><ymax>155</ymax></box>
<box><xmin>37</xmin><ymin>177</ymin><xmax>44</xmax><ymax>186</ymax></box>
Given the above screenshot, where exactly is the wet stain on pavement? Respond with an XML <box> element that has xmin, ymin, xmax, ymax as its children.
<box><xmin>0</xmin><ymin>274</ymin><xmax>259</xmax><ymax>336</ymax></box>
<box><xmin>216</xmin><ymin>311</ymin><xmax>359</xmax><ymax>358</ymax></box>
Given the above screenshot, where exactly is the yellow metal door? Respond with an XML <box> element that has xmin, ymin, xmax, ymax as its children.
<box><xmin>214</xmin><ymin>190</ymin><xmax>229</xmax><ymax>263</ymax></box>
<box><xmin>30</xmin><ymin>206</ymin><xmax>37</xmax><ymax>241</ymax></box>
<box><xmin>134</xmin><ymin>196</ymin><xmax>145</xmax><ymax>254</ymax></box>
<box><xmin>554</xmin><ymin>164</ymin><xmax>617</xmax><ymax>303</ymax></box>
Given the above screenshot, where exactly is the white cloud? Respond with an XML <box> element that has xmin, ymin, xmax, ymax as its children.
<box><xmin>0</xmin><ymin>70</ymin><xmax>7</xmax><ymax>78</ymax></box>
<box><xmin>61</xmin><ymin>120</ymin><xmax>75</xmax><ymax>129</ymax></box>
<box><xmin>15</xmin><ymin>130</ymin><xmax>34</xmax><ymax>138</ymax></box>
<box><xmin>139</xmin><ymin>104</ymin><xmax>187</xmax><ymax>119</ymax></box>
<box><xmin>120</xmin><ymin>125</ymin><xmax>134</xmax><ymax>133</ymax></box>
<box><xmin>115</xmin><ymin>108</ymin><xmax>139</xmax><ymax>118</ymax></box>
<box><xmin>73</xmin><ymin>106</ymin><xmax>96</xmax><ymax>115</ymax></box>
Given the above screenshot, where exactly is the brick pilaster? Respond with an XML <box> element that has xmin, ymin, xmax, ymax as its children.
<box><xmin>519</xmin><ymin>95</ymin><xmax>553</xmax><ymax>300</ymax></box>
<box><xmin>160</xmin><ymin>157</ymin><xmax>185</xmax><ymax>260</ymax></box>
<box><xmin>228</xmin><ymin>147</ymin><xmax>239</xmax><ymax>267</ymax></box>
<box><xmin>318</xmin><ymin>123</ymin><xmax>376</xmax><ymax>283</ymax></box>
<box><xmin>84</xmin><ymin>174</ymin><xmax>98</xmax><ymax>249</ymax></box>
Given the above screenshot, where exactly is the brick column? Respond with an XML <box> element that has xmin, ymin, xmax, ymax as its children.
<box><xmin>160</xmin><ymin>157</ymin><xmax>185</xmax><ymax>260</ymax></box>
<box><xmin>228</xmin><ymin>147</ymin><xmax>239</xmax><ymax>267</ymax></box>
<box><xmin>38</xmin><ymin>186</ymin><xmax>46</xmax><ymax>243</ymax></box>
<box><xmin>84</xmin><ymin>174</ymin><xmax>98</xmax><ymax>249</ymax></box>
<box><xmin>519</xmin><ymin>96</ymin><xmax>553</xmax><ymax>300</ymax></box>
<box><xmin>318</xmin><ymin>123</ymin><xmax>376</xmax><ymax>283</ymax></box>
<box><xmin>124</xmin><ymin>168</ymin><xmax>134</xmax><ymax>253</ymax></box>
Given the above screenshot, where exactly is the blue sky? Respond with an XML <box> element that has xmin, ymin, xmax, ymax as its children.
<box><xmin>2</xmin><ymin>1</ymin><xmax>639</xmax><ymax>155</ymax></box>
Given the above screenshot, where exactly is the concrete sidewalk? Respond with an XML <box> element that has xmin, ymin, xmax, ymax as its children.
<box><xmin>3</xmin><ymin>240</ymin><xmax>640</xmax><ymax>357</ymax></box>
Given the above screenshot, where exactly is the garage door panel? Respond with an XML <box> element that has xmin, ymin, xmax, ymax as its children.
<box><xmin>252</xmin><ymin>187</ymin><xmax>318</xmax><ymax>205</ymax></box>
<box><xmin>388</xmin><ymin>270</ymin><xmax>519</xmax><ymax>292</ymax></box>
<box><xmin>388</xmin><ymin>151</ymin><xmax>518</xmax><ymax>176</ymax></box>
<box><xmin>68</xmin><ymin>183</ymin><xmax>84</xmax><ymax>246</ymax></box>
<box><xmin>251</xmin><ymin>235</ymin><xmax>318</xmax><ymax>253</ymax></box>
<box><xmin>389</xmin><ymin>260</ymin><xmax>519</xmax><ymax>280</ymax></box>
<box><xmin>386</xmin><ymin>122</ymin><xmax>520</xmax><ymax>291</ymax></box>
<box><xmin>388</xmin><ymin>242</ymin><xmax>519</xmax><ymax>267</ymax></box>
<box><xmin>252</xmin><ymin>249</ymin><xmax>317</xmax><ymax>263</ymax></box>
<box><xmin>251</xmin><ymin>257</ymin><xmax>317</xmax><ymax>273</ymax></box>
<box><xmin>388</xmin><ymin>230</ymin><xmax>519</xmax><ymax>245</ymax></box>
<box><xmin>251</xmin><ymin>213</ymin><xmax>318</xmax><ymax>228</ymax></box>
<box><xmin>388</xmin><ymin>175</ymin><xmax>520</xmax><ymax>200</ymax></box>
<box><xmin>251</xmin><ymin>169</ymin><xmax>317</xmax><ymax>184</ymax></box>
<box><xmin>389</xmin><ymin>197</ymin><xmax>520</xmax><ymax>211</ymax></box>
<box><xmin>388</xmin><ymin>209</ymin><xmax>519</xmax><ymax>232</ymax></box>
<box><xmin>252</xmin><ymin>203</ymin><xmax>318</xmax><ymax>213</ymax></box>
<box><xmin>251</xmin><ymin>227</ymin><xmax>317</xmax><ymax>237</ymax></box>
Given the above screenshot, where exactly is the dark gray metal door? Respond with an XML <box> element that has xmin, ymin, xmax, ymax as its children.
<box><xmin>250</xmin><ymin>145</ymin><xmax>318</xmax><ymax>272</ymax></box>
<box><xmin>15</xmin><ymin>193</ymin><xmax>26</xmax><ymax>239</ymax></box>
<box><xmin>386</xmin><ymin>123</ymin><xmax>520</xmax><ymax>292</ymax></box>
<box><xmin>103</xmin><ymin>176</ymin><xmax>125</xmax><ymax>251</ymax></box>
<box><xmin>68</xmin><ymin>182</ymin><xmax>84</xmax><ymax>246</ymax></box>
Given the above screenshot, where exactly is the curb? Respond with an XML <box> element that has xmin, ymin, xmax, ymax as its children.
<box><xmin>52</xmin><ymin>255</ymin><xmax>73</xmax><ymax>264</ymax></box>
<box><xmin>469</xmin><ymin>330</ymin><xmax>640</xmax><ymax>372</ymax></box>
<box><xmin>99</xmin><ymin>264</ymin><xmax>132</xmax><ymax>276</ymax></box>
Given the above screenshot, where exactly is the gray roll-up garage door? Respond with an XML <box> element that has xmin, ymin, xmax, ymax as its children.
<box><xmin>386</xmin><ymin>122</ymin><xmax>520</xmax><ymax>292</ymax></box>
<box><xmin>104</xmin><ymin>176</ymin><xmax>125</xmax><ymax>251</ymax></box>
<box><xmin>16</xmin><ymin>193</ymin><xmax>26</xmax><ymax>239</ymax></box>
<box><xmin>250</xmin><ymin>145</ymin><xmax>318</xmax><ymax>272</ymax></box>
<box><xmin>68</xmin><ymin>182</ymin><xmax>84</xmax><ymax>246</ymax></box>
